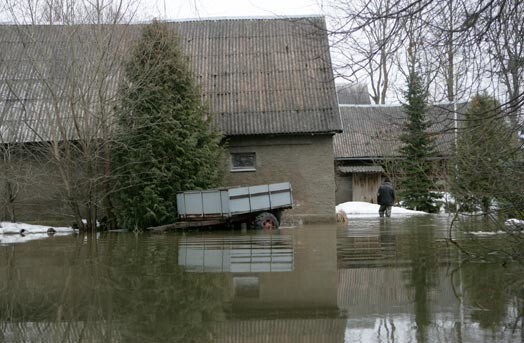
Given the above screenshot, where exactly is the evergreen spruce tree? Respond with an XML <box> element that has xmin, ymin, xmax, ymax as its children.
<box><xmin>399</xmin><ymin>70</ymin><xmax>440</xmax><ymax>213</ymax></box>
<box><xmin>451</xmin><ymin>94</ymin><xmax>513</xmax><ymax>214</ymax></box>
<box><xmin>113</xmin><ymin>21</ymin><xmax>223</xmax><ymax>230</ymax></box>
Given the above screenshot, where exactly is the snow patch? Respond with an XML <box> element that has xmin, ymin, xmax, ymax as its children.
<box><xmin>336</xmin><ymin>201</ymin><xmax>427</xmax><ymax>218</ymax></box>
<box><xmin>465</xmin><ymin>220</ymin><xmax>524</xmax><ymax>236</ymax></box>
<box><xmin>0</xmin><ymin>222</ymin><xmax>75</xmax><ymax>245</ymax></box>
<box><xmin>0</xmin><ymin>222</ymin><xmax>74</xmax><ymax>234</ymax></box>
<box><xmin>466</xmin><ymin>231</ymin><xmax>508</xmax><ymax>236</ymax></box>
<box><xmin>504</xmin><ymin>218</ymin><xmax>524</xmax><ymax>231</ymax></box>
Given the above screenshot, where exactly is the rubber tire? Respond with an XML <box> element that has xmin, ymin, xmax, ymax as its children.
<box><xmin>254</xmin><ymin>212</ymin><xmax>279</xmax><ymax>230</ymax></box>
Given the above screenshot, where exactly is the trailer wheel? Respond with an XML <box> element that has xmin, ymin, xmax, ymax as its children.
<box><xmin>254</xmin><ymin>212</ymin><xmax>279</xmax><ymax>230</ymax></box>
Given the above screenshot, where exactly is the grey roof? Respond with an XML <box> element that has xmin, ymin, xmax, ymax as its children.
<box><xmin>0</xmin><ymin>17</ymin><xmax>341</xmax><ymax>143</ymax></box>
<box><xmin>0</xmin><ymin>24</ymin><xmax>131</xmax><ymax>143</ymax></box>
<box><xmin>338</xmin><ymin>165</ymin><xmax>384</xmax><ymax>173</ymax></box>
<box><xmin>336</xmin><ymin>83</ymin><xmax>370</xmax><ymax>105</ymax></box>
<box><xmin>334</xmin><ymin>104</ymin><xmax>461</xmax><ymax>159</ymax></box>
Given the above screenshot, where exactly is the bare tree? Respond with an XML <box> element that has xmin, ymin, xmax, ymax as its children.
<box><xmin>0</xmin><ymin>0</ymin><xmax>138</xmax><ymax>230</ymax></box>
<box><xmin>328</xmin><ymin>0</ymin><xmax>524</xmax><ymax>105</ymax></box>
<box><xmin>328</xmin><ymin>0</ymin><xmax>404</xmax><ymax>103</ymax></box>
<box><xmin>482</xmin><ymin>0</ymin><xmax>524</xmax><ymax>133</ymax></box>
<box><xmin>328</xmin><ymin>0</ymin><xmax>523</xmax><ymax>151</ymax></box>
<box><xmin>328</xmin><ymin>0</ymin><xmax>524</xmax><ymax>269</ymax></box>
<box><xmin>0</xmin><ymin>143</ymin><xmax>22</xmax><ymax>222</ymax></box>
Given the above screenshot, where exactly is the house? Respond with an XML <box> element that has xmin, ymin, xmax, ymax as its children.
<box><xmin>333</xmin><ymin>104</ymin><xmax>457</xmax><ymax>204</ymax></box>
<box><xmin>0</xmin><ymin>17</ymin><xmax>341</xmax><ymax>223</ymax></box>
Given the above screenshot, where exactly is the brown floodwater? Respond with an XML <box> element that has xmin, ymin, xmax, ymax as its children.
<box><xmin>1</xmin><ymin>215</ymin><xmax>523</xmax><ymax>342</ymax></box>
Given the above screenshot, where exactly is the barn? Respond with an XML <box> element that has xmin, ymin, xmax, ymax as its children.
<box><xmin>0</xmin><ymin>17</ymin><xmax>341</xmax><ymax>224</ymax></box>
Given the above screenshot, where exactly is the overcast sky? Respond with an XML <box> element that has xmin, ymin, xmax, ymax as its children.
<box><xmin>142</xmin><ymin>0</ymin><xmax>325</xmax><ymax>21</ymax></box>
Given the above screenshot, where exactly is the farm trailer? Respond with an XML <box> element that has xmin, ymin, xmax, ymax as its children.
<box><xmin>148</xmin><ymin>182</ymin><xmax>293</xmax><ymax>231</ymax></box>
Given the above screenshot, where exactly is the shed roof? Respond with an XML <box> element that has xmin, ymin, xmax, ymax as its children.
<box><xmin>0</xmin><ymin>17</ymin><xmax>341</xmax><ymax>143</ymax></box>
<box><xmin>334</xmin><ymin>104</ymin><xmax>462</xmax><ymax>159</ymax></box>
<box><xmin>338</xmin><ymin>165</ymin><xmax>384</xmax><ymax>173</ymax></box>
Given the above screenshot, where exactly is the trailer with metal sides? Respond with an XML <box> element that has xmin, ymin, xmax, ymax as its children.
<box><xmin>148</xmin><ymin>182</ymin><xmax>293</xmax><ymax>231</ymax></box>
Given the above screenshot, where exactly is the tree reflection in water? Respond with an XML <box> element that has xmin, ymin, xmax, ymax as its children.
<box><xmin>404</xmin><ymin>216</ymin><xmax>438</xmax><ymax>343</ymax></box>
<box><xmin>1</xmin><ymin>218</ymin><xmax>523</xmax><ymax>342</ymax></box>
<box><xmin>0</xmin><ymin>233</ymin><xmax>227</xmax><ymax>342</ymax></box>
<box><xmin>339</xmin><ymin>215</ymin><xmax>523</xmax><ymax>343</ymax></box>
<box><xmin>453</xmin><ymin>217</ymin><xmax>524</xmax><ymax>337</ymax></box>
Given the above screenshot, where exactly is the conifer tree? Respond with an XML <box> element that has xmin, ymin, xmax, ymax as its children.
<box><xmin>399</xmin><ymin>70</ymin><xmax>440</xmax><ymax>213</ymax></box>
<box><xmin>113</xmin><ymin>21</ymin><xmax>223</xmax><ymax>230</ymax></box>
<box><xmin>451</xmin><ymin>94</ymin><xmax>513</xmax><ymax>213</ymax></box>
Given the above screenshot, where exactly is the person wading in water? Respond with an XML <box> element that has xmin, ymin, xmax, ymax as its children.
<box><xmin>377</xmin><ymin>177</ymin><xmax>395</xmax><ymax>217</ymax></box>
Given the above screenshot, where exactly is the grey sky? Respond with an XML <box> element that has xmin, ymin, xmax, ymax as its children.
<box><xmin>142</xmin><ymin>0</ymin><xmax>324</xmax><ymax>20</ymax></box>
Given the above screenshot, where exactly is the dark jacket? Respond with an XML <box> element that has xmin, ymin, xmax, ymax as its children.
<box><xmin>377</xmin><ymin>182</ymin><xmax>395</xmax><ymax>206</ymax></box>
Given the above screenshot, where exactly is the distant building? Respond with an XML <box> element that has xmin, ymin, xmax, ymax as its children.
<box><xmin>333</xmin><ymin>104</ymin><xmax>457</xmax><ymax>204</ymax></box>
<box><xmin>0</xmin><ymin>17</ymin><xmax>341</xmax><ymax>223</ymax></box>
<box><xmin>336</xmin><ymin>83</ymin><xmax>371</xmax><ymax>105</ymax></box>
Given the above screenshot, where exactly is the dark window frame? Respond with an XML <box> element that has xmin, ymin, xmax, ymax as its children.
<box><xmin>230</xmin><ymin>152</ymin><xmax>256</xmax><ymax>172</ymax></box>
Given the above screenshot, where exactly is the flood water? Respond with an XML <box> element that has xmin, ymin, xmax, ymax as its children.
<box><xmin>1</xmin><ymin>215</ymin><xmax>523</xmax><ymax>342</ymax></box>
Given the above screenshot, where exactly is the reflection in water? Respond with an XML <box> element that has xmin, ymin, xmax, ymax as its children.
<box><xmin>0</xmin><ymin>233</ymin><xmax>227</xmax><ymax>342</ymax></box>
<box><xmin>0</xmin><ymin>227</ymin><xmax>345</xmax><ymax>342</ymax></box>
<box><xmin>338</xmin><ymin>215</ymin><xmax>523</xmax><ymax>343</ymax></box>
<box><xmin>178</xmin><ymin>234</ymin><xmax>294</xmax><ymax>272</ymax></box>
<box><xmin>406</xmin><ymin>217</ymin><xmax>438</xmax><ymax>343</ymax></box>
<box><xmin>0</xmin><ymin>218</ymin><xmax>522</xmax><ymax>342</ymax></box>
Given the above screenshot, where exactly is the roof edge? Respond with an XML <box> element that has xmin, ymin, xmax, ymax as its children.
<box><xmin>335</xmin><ymin>155</ymin><xmax>451</xmax><ymax>161</ymax></box>
<box><xmin>339</xmin><ymin>101</ymin><xmax>468</xmax><ymax>109</ymax></box>
<box><xmin>224</xmin><ymin>130</ymin><xmax>339</xmax><ymax>138</ymax></box>
<box><xmin>0</xmin><ymin>15</ymin><xmax>325</xmax><ymax>26</ymax></box>
<box><xmin>150</xmin><ymin>15</ymin><xmax>325</xmax><ymax>24</ymax></box>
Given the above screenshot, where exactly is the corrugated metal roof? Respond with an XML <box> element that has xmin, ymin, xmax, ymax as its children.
<box><xmin>338</xmin><ymin>165</ymin><xmax>384</xmax><ymax>173</ymax></box>
<box><xmin>0</xmin><ymin>24</ymin><xmax>128</xmax><ymax>143</ymax></box>
<box><xmin>0</xmin><ymin>17</ymin><xmax>341</xmax><ymax>143</ymax></box>
<box><xmin>334</xmin><ymin>104</ymin><xmax>462</xmax><ymax>159</ymax></box>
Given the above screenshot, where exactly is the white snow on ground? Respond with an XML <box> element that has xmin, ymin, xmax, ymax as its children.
<box><xmin>450</xmin><ymin>219</ymin><xmax>524</xmax><ymax>236</ymax></box>
<box><xmin>0</xmin><ymin>222</ymin><xmax>75</xmax><ymax>245</ymax></box>
<box><xmin>466</xmin><ymin>231</ymin><xmax>508</xmax><ymax>236</ymax></box>
<box><xmin>0</xmin><ymin>222</ymin><xmax>74</xmax><ymax>234</ymax></box>
<box><xmin>505</xmin><ymin>218</ymin><xmax>524</xmax><ymax>231</ymax></box>
<box><xmin>436</xmin><ymin>192</ymin><xmax>455</xmax><ymax>213</ymax></box>
<box><xmin>336</xmin><ymin>201</ymin><xmax>427</xmax><ymax>218</ymax></box>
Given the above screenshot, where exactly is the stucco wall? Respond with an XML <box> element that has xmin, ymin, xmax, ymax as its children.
<box><xmin>224</xmin><ymin>135</ymin><xmax>336</xmax><ymax>223</ymax></box>
<box><xmin>335</xmin><ymin>172</ymin><xmax>352</xmax><ymax>205</ymax></box>
<box><xmin>1</xmin><ymin>134</ymin><xmax>337</xmax><ymax>224</ymax></box>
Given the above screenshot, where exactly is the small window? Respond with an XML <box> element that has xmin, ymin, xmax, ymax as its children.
<box><xmin>231</xmin><ymin>152</ymin><xmax>256</xmax><ymax>172</ymax></box>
